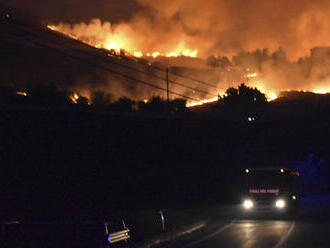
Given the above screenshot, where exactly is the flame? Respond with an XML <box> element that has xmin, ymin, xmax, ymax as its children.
<box><xmin>46</xmin><ymin>24</ymin><xmax>198</xmax><ymax>58</ymax></box>
<box><xmin>312</xmin><ymin>87</ymin><xmax>330</xmax><ymax>94</ymax></box>
<box><xmin>16</xmin><ymin>91</ymin><xmax>27</xmax><ymax>96</ymax></box>
<box><xmin>69</xmin><ymin>93</ymin><xmax>79</xmax><ymax>104</ymax></box>
<box><xmin>46</xmin><ymin>24</ymin><xmax>330</xmax><ymax>106</ymax></box>
<box><xmin>133</xmin><ymin>51</ymin><xmax>143</xmax><ymax>58</ymax></box>
<box><xmin>250</xmin><ymin>83</ymin><xmax>278</xmax><ymax>102</ymax></box>
<box><xmin>69</xmin><ymin>92</ymin><xmax>92</xmax><ymax>105</ymax></box>
<box><xmin>243</xmin><ymin>73</ymin><xmax>279</xmax><ymax>102</ymax></box>
<box><xmin>267</xmin><ymin>92</ymin><xmax>278</xmax><ymax>101</ymax></box>
<box><xmin>152</xmin><ymin>51</ymin><xmax>161</xmax><ymax>58</ymax></box>
<box><xmin>186</xmin><ymin>96</ymin><xmax>219</xmax><ymax>107</ymax></box>
<box><xmin>244</xmin><ymin>73</ymin><xmax>257</xmax><ymax>78</ymax></box>
<box><xmin>47</xmin><ymin>25</ymin><xmax>56</xmax><ymax>31</ymax></box>
<box><xmin>186</xmin><ymin>76</ymin><xmax>280</xmax><ymax>108</ymax></box>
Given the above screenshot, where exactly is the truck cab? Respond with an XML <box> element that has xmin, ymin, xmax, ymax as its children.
<box><xmin>241</xmin><ymin>168</ymin><xmax>299</xmax><ymax>215</ymax></box>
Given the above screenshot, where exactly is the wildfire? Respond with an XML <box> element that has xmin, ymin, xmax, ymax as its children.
<box><xmin>243</xmin><ymin>73</ymin><xmax>279</xmax><ymax>102</ymax></box>
<box><xmin>46</xmin><ymin>23</ymin><xmax>330</xmax><ymax>107</ymax></box>
<box><xmin>69</xmin><ymin>93</ymin><xmax>79</xmax><ymax>104</ymax></box>
<box><xmin>267</xmin><ymin>92</ymin><xmax>278</xmax><ymax>101</ymax></box>
<box><xmin>244</xmin><ymin>73</ymin><xmax>257</xmax><ymax>78</ymax></box>
<box><xmin>47</xmin><ymin>25</ymin><xmax>56</xmax><ymax>31</ymax></box>
<box><xmin>312</xmin><ymin>87</ymin><xmax>330</xmax><ymax>94</ymax></box>
<box><xmin>47</xmin><ymin>24</ymin><xmax>198</xmax><ymax>59</ymax></box>
<box><xmin>16</xmin><ymin>91</ymin><xmax>27</xmax><ymax>96</ymax></box>
<box><xmin>186</xmin><ymin>96</ymin><xmax>219</xmax><ymax>107</ymax></box>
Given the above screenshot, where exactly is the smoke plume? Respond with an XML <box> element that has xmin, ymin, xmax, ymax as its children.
<box><xmin>50</xmin><ymin>0</ymin><xmax>330</xmax><ymax>59</ymax></box>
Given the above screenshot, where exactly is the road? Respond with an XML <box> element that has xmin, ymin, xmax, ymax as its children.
<box><xmin>163</xmin><ymin>199</ymin><xmax>330</xmax><ymax>248</ymax></box>
<box><xmin>167</xmin><ymin>217</ymin><xmax>330</xmax><ymax>248</ymax></box>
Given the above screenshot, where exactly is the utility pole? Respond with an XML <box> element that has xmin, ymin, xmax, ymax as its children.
<box><xmin>166</xmin><ymin>66</ymin><xmax>169</xmax><ymax>101</ymax></box>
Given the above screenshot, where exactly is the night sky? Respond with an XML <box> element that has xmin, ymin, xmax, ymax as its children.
<box><xmin>0</xmin><ymin>0</ymin><xmax>141</xmax><ymax>23</ymax></box>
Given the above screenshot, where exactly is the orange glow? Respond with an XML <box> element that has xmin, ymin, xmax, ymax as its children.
<box><xmin>47</xmin><ymin>25</ymin><xmax>56</xmax><ymax>31</ymax></box>
<box><xmin>16</xmin><ymin>91</ymin><xmax>27</xmax><ymax>96</ymax></box>
<box><xmin>151</xmin><ymin>52</ymin><xmax>161</xmax><ymax>58</ymax></box>
<box><xmin>312</xmin><ymin>87</ymin><xmax>330</xmax><ymax>94</ymax></box>
<box><xmin>244</xmin><ymin>73</ymin><xmax>257</xmax><ymax>78</ymax></box>
<box><xmin>244</xmin><ymin>77</ymin><xmax>279</xmax><ymax>102</ymax></box>
<box><xmin>47</xmin><ymin>24</ymin><xmax>198</xmax><ymax>58</ymax></box>
<box><xmin>267</xmin><ymin>92</ymin><xmax>278</xmax><ymax>101</ymax></box>
<box><xmin>133</xmin><ymin>51</ymin><xmax>143</xmax><ymax>58</ymax></box>
<box><xmin>69</xmin><ymin>93</ymin><xmax>79</xmax><ymax>104</ymax></box>
<box><xmin>186</xmin><ymin>96</ymin><xmax>219</xmax><ymax>107</ymax></box>
<box><xmin>46</xmin><ymin>23</ymin><xmax>330</xmax><ymax>106</ymax></box>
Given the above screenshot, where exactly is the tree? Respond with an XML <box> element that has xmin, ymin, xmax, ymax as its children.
<box><xmin>206</xmin><ymin>55</ymin><xmax>231</xmax><ymax>68</ymax></box>
<box><xmin>91</xmin><ymin>91</ymin><xmax>112</xmax><ymax>107</ymax></box>
<box><xmin>139</xmin><ymin>96</ymin><xmax>168</xmax><ymax>112</ymax></box>
<box><xmin>138</xmin><ymin>97</ymin><xmax>187</xmax><ymax>113</ymax></box>
<box><xmin>223</xmin><ymin>84</ymin><xmax>266</xmax><ymax>104</ymax></box>
<box><xmin>220</xmin><ymin>84</ymin><xmax>267</xmax><ymax>119</ymax></box>
<box><xmin>110</xmin><ymin>97</ymin><xmax>136</xmax><ymax>112</ymax></box>
<box><xmin>28</xmin><ymin>84</ymin><xmax>71</xmax><ymax>107</ymax></box>
<box><xmin>170</xmin><ymin>98</ymin><xmax>187</xmax><ymax>113</ymax></box>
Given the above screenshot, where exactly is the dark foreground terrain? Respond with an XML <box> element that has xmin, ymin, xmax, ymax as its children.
<box><xmin>1</xmin><ymin>105</ymin><xmax>330</xmax><ymax>220</ymax></box>
<box><xmin>2</xmin><ymin>197</ymin><xmax>330</xmax><ymax>248</ymax></box>
<box><xmin>149</xmin><ymin>196</ymin><xmax>330</xmax><ymax>248</ymax></box>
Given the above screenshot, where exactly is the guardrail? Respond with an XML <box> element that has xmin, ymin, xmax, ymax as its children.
<box><xmin>108</xmin><ymin>229</ymin><xmax>130</xmax><ymax>244</ymax></box>
<box><xmin>105</xmin><ymin>220</ymin><xmax>130</xmax><ymax>246</ymax></box>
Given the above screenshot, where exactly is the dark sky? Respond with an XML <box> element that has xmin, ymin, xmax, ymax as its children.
<box><xmin>0</xmin><ymin>0</ymin><xmax>141</xmax><ymax>23</ymax></box>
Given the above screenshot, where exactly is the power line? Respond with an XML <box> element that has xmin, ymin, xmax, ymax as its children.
<box><xmin>104</xmin><ymin>55</ymin><xmax>217</xmax><ymax>96</ymax></box>
<box><xmin>108</xmin><ymin>48</ymin><xmax>221</xmax><ymax>90</ymax></box>
<box><xmin>40</xmin><ymin>21</ymin><xmax>222</xmax><ymax>90</ymax></box>
<box><xmin>2</xmin><ymin>29</ymin><xmax>199</xmax><ymax>101</ymax></box>
<box><xmin>7</xmin><ymin>20</ymin><xmax>218</xmax><ymax>98</ymax></box>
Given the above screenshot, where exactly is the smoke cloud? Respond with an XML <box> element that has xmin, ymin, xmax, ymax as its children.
<box><xmin>49</xmin><ymin>0</ymin><xmax>330</xmax><ymax>59</ymax></box>
<box><xmin>136</xmin><ymin>0</ymin><xmax>330</xmax><ymax>59</ymax></box>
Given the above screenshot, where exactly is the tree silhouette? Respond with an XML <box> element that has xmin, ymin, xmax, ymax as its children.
<box><xmin>206</xmin><ymin>55</ymin><xmax>231</xmax><ymax>68</ymax></box>
<box><xmin>110</xmin><ymin>97</ymin><xmax>136</xmax><ymax>112</ymax></box>
<box><xmin>170</xmin><ymin>98</ymin><xmax>187</xmax><ymax>113</ymax></box>
<box><xmin>220</xmin><ymin>84</ymin><xmax>267</xmax><ymax>119</ymax></box>
<box><xmin>139</xmin><ymin>96</ymin><xmax>168</xmax><ymax>112</ymax></box>
<box><xmin>27</xmin><ymin>84</ymin><xmax>71</xmax><ymax>107</ymax></box>
<box><xmin>138</xmin><ymin>97</ymin><xmax>187</xmax><ymax>113</ymax></box>
<box><xmin>91</xmin><ymin>91</ymin><xmax>113</xmax><ymax>108</ymax></box>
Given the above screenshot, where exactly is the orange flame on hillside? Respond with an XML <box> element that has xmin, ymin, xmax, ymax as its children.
<box><xmin>46</xmin><ymin>21</ymin><xmax>330</xmax><ymax>109</ymax></box>
<box><xmin>47</xmin><ymin>24</ymin><xmax>198</xmax><ymax>59</ymax></box>
<box><xmin>186</xmin><ymin>96</ymin><xmax>219</xmax><ymax>107</ymax></box>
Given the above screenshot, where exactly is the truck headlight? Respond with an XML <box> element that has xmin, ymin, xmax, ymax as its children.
<box><xmin>275</xmin><ymin>199</ymin><xmax>285</xmax><ymax>208</ymax></box>
<box><xmin>243</xmin><ymin>199</ymin><xmax>254</xmax><ymax>209</ymax></box>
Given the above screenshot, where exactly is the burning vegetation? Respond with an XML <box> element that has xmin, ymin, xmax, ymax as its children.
<box><xmin>45</xmin><ymin>15</ymin><xmax>330</xmax><ymax>107</ymax></box>
<box><xmin>5</xmin><ymin>0</ymin><xmax>330</xmax><ymax>108</ymax></box>
<box><xmin>47</xmin><ymin>20</ymin><xmax>198</xmax><ymax>59</ymax></box>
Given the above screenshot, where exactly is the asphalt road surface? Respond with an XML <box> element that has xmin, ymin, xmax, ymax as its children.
<box><xmin>174</xmin><ymin>219</ymin><xmax>323</xmax><ymax>248</ymax></box>
<box><xmin>164</xmin><ymin>198</ymin><xmax>330</xmax><ymax>248</ymax></box>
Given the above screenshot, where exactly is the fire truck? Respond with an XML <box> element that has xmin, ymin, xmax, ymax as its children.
<box><xmin>241</xmin><ymin>168</ymin><xmax>299</xmax><ymax>215</ymax></box>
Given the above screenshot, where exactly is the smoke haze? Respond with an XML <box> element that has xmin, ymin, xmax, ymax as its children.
<box><xmin>5</xmin><ymin>0</ymin><xmax>330</xmax><ymax>103</ymax></box>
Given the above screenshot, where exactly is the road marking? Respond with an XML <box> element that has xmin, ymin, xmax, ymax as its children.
<box><xmin>272</xmin><ymin>221</ymin><xmax>295</xmax><ymax>248</ymax></box>
<box><xmin>179</xmin><ymin>219</ymin><xmax>236</xmax><ymax>248</ymax></box>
